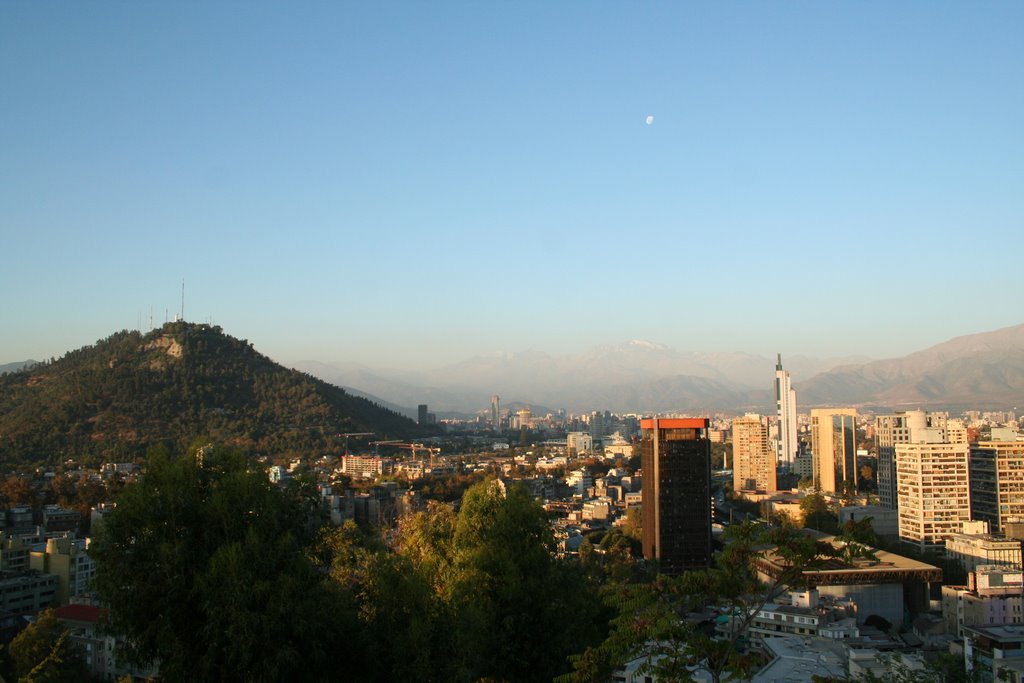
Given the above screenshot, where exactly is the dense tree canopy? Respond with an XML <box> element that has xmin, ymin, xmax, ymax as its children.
<box><xmin>319</xmin><ymin>479</ymin><xmax>609</xmax><ymax>683</ymax></box>
<box><xmin>90</xmin><ymin>443</ymin><xmax>362</xmax><ymax>681</ymax></box>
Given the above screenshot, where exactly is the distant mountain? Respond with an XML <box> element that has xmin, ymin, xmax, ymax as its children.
<box><xmin>297</xmin><ymin>342</ymin><xmax>866</xmax><ymax>414</ymax></box>
<box><xmin>0</xmin><ymin>360</ymin><xmax>37</xmax><ymax>375</ymax></box>
<box><xmin>800</xmin><ymin>323</ymin><xmax>1024</xmax><ymax>409</ymax></box>
<box><xmin>0</xmin><ymin>323</ymin><xmax>425</xmax><ymax>467</ymax></box>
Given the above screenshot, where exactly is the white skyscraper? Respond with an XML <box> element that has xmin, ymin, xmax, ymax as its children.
<box><xmin>775</xmin><ymin>354</ymin><xmax>798</xmax><ymax>468</ymax></box>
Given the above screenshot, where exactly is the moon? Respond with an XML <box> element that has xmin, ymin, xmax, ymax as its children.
<box><xmin>645</xmin><ymin>115</ymin><xmax>654</xmax><ymax>125</ymax></box>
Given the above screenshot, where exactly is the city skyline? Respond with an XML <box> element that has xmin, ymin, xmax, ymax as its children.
<box><xmin>2</xmin><ymin>3</ymin><xmax>1022</xmax><ymax>371</ymax></box>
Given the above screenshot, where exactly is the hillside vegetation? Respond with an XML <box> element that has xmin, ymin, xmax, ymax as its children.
<box><xmin>0</xmin><ymin>322</ymin><xmax>422</xmax><ymax>468</ymax></box>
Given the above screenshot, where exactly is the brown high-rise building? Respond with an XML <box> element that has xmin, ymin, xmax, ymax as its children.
<box><xmin>640</xmin><ymin>417</ymin><xmax>711</xmax><ymax>574</ymax></box>
<box><xmin>811</xmin><ymin>408</ymin><xmax>858</xmax><ymax>495</ymax></box>
<box><xmin>732</xmin><ymin>414</ymin><xmax>777</xmax><ymax>493</ymax></box>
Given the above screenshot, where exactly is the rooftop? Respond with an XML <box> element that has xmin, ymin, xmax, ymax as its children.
<box><xmin>756</xmin><ymin>530</ymin><xmax>942</xmax><ymax>586</ymax></box>
<box><xmin>752</xmin><ymin>636</ymin><xmax>848</xmax><ymax>683</ymax></box>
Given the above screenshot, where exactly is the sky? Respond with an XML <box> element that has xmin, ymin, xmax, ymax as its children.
<box><xmin>2</xmin><ymin>2</ymin><xmax>1022</xmax><ymax>372</ymax></box>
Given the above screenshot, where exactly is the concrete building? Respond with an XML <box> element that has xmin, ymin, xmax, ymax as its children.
<box><xmin>895</xmin><ymin>441</ymin><xmax>971</xmax><ymax>552</ymax></box>
<box><xmin>775</xmin><ymin>355</ymin><xmax>798</xmax><ymax>469</ymax></box>
<box><xmin>566</xmin><ymin>431</ymin><xmax>593</xmax><ymax>457</ymax></box>
<box><xmin>565</xmin><ymin>468</ymin><xmax>594</xmax><ymax>498</ymax></box>
<box><xmin>0</xmin><ymin>571</ymin><xmax>57</xmax><ymax>614</ymax></box>
<box><xmin>640</xmin><ymin>417</ymin><xmax>712</xmax><ymax>574</ymax></box>
<box><xmin>791</xmin><ymin>450</ymin><xmax>813</xmax><ymax>479</ymax></box>
<box><xmin>946</xmin><ymin>522</ymin><xmax>1023</xmax><ymax>575</ymax></box>
<box><xmin>963</xmin><ymin>624</ymin><xmax>1024</xmax><ymax>682</ymax></box>
<box><xmin>5</xmin><ymin>506</ymin><xmax>35</xmax><ymax>535</ymax></box>
<box><xmin>55</xmin><ymin>604</ymin><xmax>160</xmax><ymax>681</ymax></box>
<box><xmin>340</xmin><ymin>455</ymin><xmax>393</xmax><ymax>479</ymax></box>
<box><xmin>0</xmin><ymin>530</ymin><xmax>32</xmax><ymax>572</ymax></box>
<box><xmin>876</xmin><ymin>410</ymin><xmax>951</xmax><ymax>510</ymax></box>
<box><xmin>732</xmin><ymin>414</ymin><xmax>777</xmax><ymax>493</ymax></box>
<box><xmin>42</xmin><ymin>505</ymin><xmax>80</xmax><ymax>534</ymax></box>
<box><xmin>754</xmin><ymin>531</ymin><xmax>942</xmax><ymax>626</ymax></box>
<box><xmin>943</xmin><ymin>566</ymin><xmax>1024</xmax><ymax>637</ymax></box>
<box><xmin>838</xmin><ymin>505</ymin><xmax>900</xmax><ymax>541</ymax></box>
<box><xmin>746</xmin><ymin>590</ymin><xmax>859</xmax><ymax>642</ymax></box>
<box><xmin>29</xmin><ymin>536</ymin><xmax>95</xmax><ymax>605</ymax></box>
<box><xmin>971</xmin><ymin>438</ymin><xmax>1024</xmax><ymax>534</ymax></box>
<box><xmin>811</xmin><ymin>409</ymin><xmax>857</xmax><ymax>495</ymax></box>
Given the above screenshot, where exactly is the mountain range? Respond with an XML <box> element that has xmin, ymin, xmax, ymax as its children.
<box><xmin>296</xmin><ymin>325</ymin><xmax>1024</xmax><ymax>415</ymax></box>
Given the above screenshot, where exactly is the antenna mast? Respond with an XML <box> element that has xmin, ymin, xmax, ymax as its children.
<box><xmin>180</xmin><ymin>279</ymin><xmax>185</xmax><ymax>322</ymax></box>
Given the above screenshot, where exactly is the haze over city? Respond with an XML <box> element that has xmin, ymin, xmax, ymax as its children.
<box><xmin>2</xmin><ymin>3</ymin><xmax>1021</xmax><ymax>371</ymax></box>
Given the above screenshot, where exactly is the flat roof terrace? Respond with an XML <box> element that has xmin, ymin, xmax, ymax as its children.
<box><xmin>754</xmin><ymin>530</ymin><xmax>943</xmax><ymax>586</ymax></box>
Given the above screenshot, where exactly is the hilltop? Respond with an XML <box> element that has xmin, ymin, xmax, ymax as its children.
<box><xmin>0</xmin><ymin>322</ymin><xmax>424</xmax><ymax>468</ymax></box>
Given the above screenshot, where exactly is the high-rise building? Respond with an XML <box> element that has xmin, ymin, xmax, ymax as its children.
<box><xmin>732</xmin><ymin>414</ymin><xmax>777</xmax><ymax>492</ymax></box>
<box><xmin>876</xmin><ymin>410</ymin><xmax>952</xmax><ymax>510</ymax></box>
<box><xmin>490</xmin><ymin>395</ymin><xmax>501</xmax><ymax>430</ymax></box>
<box><xmin>896</xmin><ymin>441</ymin><xmax>971</xmax><ymax>552</ymax></box>
<box><xmin>640</xmin><ymin>417</ymin><xmax>712</xmax><ymax>574</ymax></box>
<box><xmin>775</xmin><ymin>355</ymin><xmax>798</xmax><ymax>469</ymax></box>
<box><xmin>970</xmin><ymin>434</ymin><xmax>1024</xmax><ymax>534</ymax></box>
<box><xmin>418</xmin><ymin>404</ymin><xmax>429</xmax><ymax>425</ymax></box>
<box><xmin>811</xmin><ymin>408</ymin><xmax>858</xmax><ymax>495</ymax></box>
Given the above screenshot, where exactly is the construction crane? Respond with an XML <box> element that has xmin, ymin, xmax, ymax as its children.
<box><xmin>369</xmin><ymin>441</ymin><xmax>442</xmax><ymax>466</ymax></box>
<box><xmin>393</xmin><ymin>443</ymin><xmax>442</xmax><ymax>467</ymax></box>
<box><xmin>369</xmin><ymin>439</ymin><xmax>404</xmax><ymax>456</ymax></box>
<box><xmin>335</xmin><ymin>432</ymin><xmax>374</xmax><ymax>456</ymax></box>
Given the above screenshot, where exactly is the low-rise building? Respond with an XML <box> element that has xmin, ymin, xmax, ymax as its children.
<box><xmin>947</xmin><ymin>525</ymin><xmax>1023</xmax><ymax>575</ymax></box>
<box><xmin>838</xmin><ymin>505</ymin><xmax>899</xmax><ymax>540</ymax></box>
<box><xmin>29</xmin><ymin>536</ymin><xmax>95</xmax><ymax>605</ymax></box>
<box><xmin>943</xmin><ymin>566</ymin><xmax>1024</xmax><ymax>637</ymax></box>
<box><xmin>55</xmin><ymin>604</ymin><xmax>159</xmax><ymax>681</ymax></box>
<box><xmin>0</xmin><ymin>571</ymin><xmax>57</xmax><ymax>614</ymax></box>
<box><xmin>41</xmin><ymin>505</ymin><xmax>80</xmax><ymax>534</ymax></box>
<box><xmin>0</xmin><ymin>531</ymin><xmax>32</xmax><ymax>572</ymax></box>
<box><xmin>963</xmin><ymin>624</ymin><xmax>1024</xmax><ymax>682</ymax></box>
<box><xmin>340</xmin><ymin>455</ymin><xmax>393</xmax><ymax>479</ymax></box>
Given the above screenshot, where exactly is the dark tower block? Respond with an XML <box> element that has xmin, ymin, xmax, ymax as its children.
<box><xmin>640</xmin><ymin>417</ymin><xmax>712</xmax><ymax>574</ymax></box>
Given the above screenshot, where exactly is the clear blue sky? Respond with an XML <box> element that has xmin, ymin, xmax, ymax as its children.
<box><xmin>2</xmin><ymin>2</ymin><xmax>1022</xmax><ymax>370</ymax></box>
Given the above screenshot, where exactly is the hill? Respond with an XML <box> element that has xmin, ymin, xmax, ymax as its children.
<box><xmin>0</xmin><ymin>360</ymin><xmax>36</xmax><ymax>375</ymax></box>
<box><xmin>0</xmin><ymin>322</ymin><xmax>424</xmax><ymax>468</ymax></box>
<box><xmin>800</xmin><ymin>323</ymin><xmax>1024</xmax><ymax>409</ymax></box>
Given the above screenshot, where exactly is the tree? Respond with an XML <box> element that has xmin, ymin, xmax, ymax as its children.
<box><xmin>562</xmin><ymin>523</ymin><xmax>851</xmax><ymax>683</ymax></box>
<box><xmin>90</xmin><ymin>444</ymin><xmax>362</xmax><ymax>681</ymax></box>
<box><xmin>0</xmin><ymin>476</ymin><xmax>34</xmax><ymax>507</ymax></box>
<box><xmin>623</xmin><ymin>506</ymin><xmax>642</xmax><ymax>542</ymax></box>
<box><xmin>800</xmin><ymin>492</ymin><xmax>839</xmax><ymax>532</ymax></box>
<box><xmin>6</xmin><ymin>609</ymin><xmax>86</xmax><ymax>683</ymax></box>
<box><xmin>333</xmin><ymin>479</ymin><xmax>609</xmax><ymax>683</ymax></box>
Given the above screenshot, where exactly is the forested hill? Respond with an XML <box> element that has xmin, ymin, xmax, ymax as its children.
<box><xmin>0</xmin><ymin>322</ymin><xmax>426</xmax><ymax>468</ymax></box>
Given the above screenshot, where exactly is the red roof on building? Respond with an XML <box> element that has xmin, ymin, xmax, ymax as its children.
<box><xmin>640</xmin><ymin>418</ymin><xmax>709</xmax><ymax>429</ymax></box>
<box><xmin>54</xmin><ymin>604</ymin><xmax>105</xmax><ymax>623</ymax></box>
